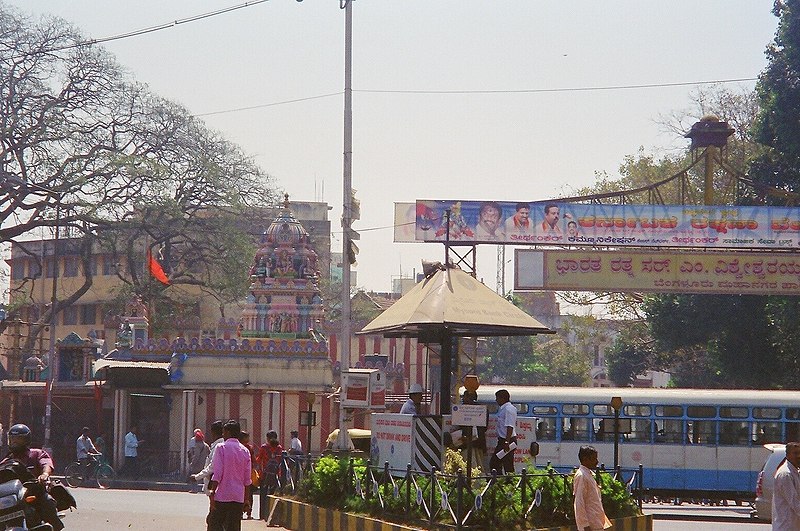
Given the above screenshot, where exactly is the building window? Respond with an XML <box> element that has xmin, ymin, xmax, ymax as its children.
<box><xmin>63</xmin><ymin>257</ymin><xmax>79</xmax><ymax>277</ymax></box>
<box><xmin>85</xmin><ymin>257</ymin><xmax>98</xmax><ymax>276</ymax></box>
<box><xmin>81</xmin><ymin>304</ymin><xmax>97</xmax><ymax>325</ymax></box>
<box><xmin>11</xmin><ymin>261</ymin><xmax>25</xmax><ymax>280</ymax></box>
<box><xmin>62</xmin><ymin>306</ymin><xmax>78</xmax><ymax>326</ymax></box>
<box><xmin>102</xmin><ymin>256</ymin><xmax>115</xmax><ymax>276</ymax></box>
<box><xmin>46</xmin><ymin>258</ymin><xmax>58</xmax><ymax>278</ymax></box>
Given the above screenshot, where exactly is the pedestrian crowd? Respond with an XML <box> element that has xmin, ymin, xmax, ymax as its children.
<box><xmin>186</xmin><ymin>421</ymin><xmax>303</xmax><ymax>530</ymax></box>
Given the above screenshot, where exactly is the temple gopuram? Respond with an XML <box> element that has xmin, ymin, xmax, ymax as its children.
<box><xmin>95</xmin><ymin>197</ymin><xmax>334</xmax><ymax>475</ymax></box>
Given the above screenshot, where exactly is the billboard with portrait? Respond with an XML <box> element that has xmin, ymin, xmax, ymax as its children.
<box><xmin>411</xmin><ymin>200</ymin><xmax>800</xmax><ymax>250</ymax></box>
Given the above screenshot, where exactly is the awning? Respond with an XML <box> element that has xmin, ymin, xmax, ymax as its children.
<box><xmin>93</xmin><ymin>359</ymin><xmax>170</xmax><ymax>388</ymax></box>
<box><xmin>358</xmin><ymin>266</ymin><xmax>554</xmax><ymax>338</ymax></box>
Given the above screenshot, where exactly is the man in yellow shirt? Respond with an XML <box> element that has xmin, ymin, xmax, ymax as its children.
<box><xmin>573</xmin><ymin>446</ymin><xmax>612</xmax><ymax>531</ymax></box>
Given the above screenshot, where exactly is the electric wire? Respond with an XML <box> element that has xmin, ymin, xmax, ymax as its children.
<box><xmin>193</xmin><ymin>77</ymin><xmax>758</xmax><ymax>116</ymax></box>
<box><xmin>29</xmin><ymin>0</ymin><xmax>270</xmax><ymax>54</ymax></box>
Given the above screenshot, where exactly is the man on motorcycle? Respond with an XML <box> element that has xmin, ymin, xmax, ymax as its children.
<box><xmin>0</xmin><ymin>424</ymin><xmax>64</xmax><ymax>530</ymax></box>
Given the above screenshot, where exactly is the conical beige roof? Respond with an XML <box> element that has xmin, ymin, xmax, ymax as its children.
<box><xmin>358</xmin><ymin>267</ymin><xmax>554</xmax><ymax>338</ymax></box>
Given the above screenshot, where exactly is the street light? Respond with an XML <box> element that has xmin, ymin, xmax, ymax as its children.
<box><xmin>1</xmin><ymin>172</ymin><xmax>61</xmax><ymax>453</ymax></box>
<box><xmin>610</xmin><ymin>396</ymin><xmax>623</xmax><ymax>472</ymax></box>
<box><xmin>336</xmin><ymin>0</ymin><xmax>354</xmax><ymax>452</ymax></box>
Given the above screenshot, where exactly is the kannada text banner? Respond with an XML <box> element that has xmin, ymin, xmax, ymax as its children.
<box><xmin>514</xmin><ymin>249</ymin><xmax>800</xmax><ymax>295</ymax></box>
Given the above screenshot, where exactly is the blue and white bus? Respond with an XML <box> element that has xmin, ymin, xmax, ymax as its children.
<box><xmin>475</xmin><ymin>385</ymin><xmax>800</xmax><ymax>500</ymax></box>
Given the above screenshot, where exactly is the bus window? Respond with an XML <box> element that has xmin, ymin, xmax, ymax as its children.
<box><xmin>561</xmin><ymin>417</ymin><xmax>591</xmax><ymax>441</ymax></box>
<box><xmin>719</xmin><ymin>407</ymin><xmax>748</xmax><ymax>418</ymax></box>
<box><xmin>627</xmin><ymin>418</ymin><xmax>653</xmax><ymax>443</ymax></box>
<box><xmin>787</xmin><ymin>409</ymin><xmax>800</xmax><ymax>442</ymax></box>
<box><xmin>593</xmin><ymin>405</ymin><xmax>613</xmax><ymax>416</ymax></box>
<box><xmin>593</xmin><ymin>418</ymin><xmax>611</xmax><ymax>441</ymax></box>
<box><xmin>532</xmin><ymin>406</ymin><xmax>558</xmax><ymax>416</ymax></box>
<box><xmin>562</xmin><ymin>404</ymin><xmax>589</xmax><ymax>415</ymax></box>
<box><xmin>688</xmin><ymin>420</ymin><xmax>717</xmax><ymax>445</ymax></box>
<box><xmin>787</xmin><ymin>422</ymin><xmax>800</xmax><ymax>443</ymax></box>
<box><xmin>687</xmin><ymin>406</ymin><xmax>716</xmax><ymax>418</ymax></box>
<box><xmin>753</xmin><ymin>407</ymin><xmax>781</xmax><ymax>419</ymax></box>
<box><xmin>536</xmin><ymin>419</ymin><xmax>557</xmax><ymax>441</ymax></box>
<box><xmin>655</xmin><ymin>419</ymin><xmax>683</xmax><ymax>444</ymax></box>
<box><xmin>624</xmin><ymin>405</ymin><xmax>651</xmax><ymax>417</ymax></box>
<box><xmin>719</xmin><ymin>421</ymin><xmax>750</xmax><ymax>445</ymax></box>
<box><xmin>655</xmin><ymin>405</ymin><xmax>683</xmax><ymax>417</ymax></box>
<box><xmin>515</xmin><ymin>403</ymin><xmax>529</xmax><ymax>414</ymax></box>
<box><xmin>753</xmin><ymin>421</ymin><xmax>782</xmax><ymax>444</ymax></box>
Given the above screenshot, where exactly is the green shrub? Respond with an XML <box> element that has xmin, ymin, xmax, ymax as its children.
<box><xmin>296</xmin><ymin>456</ymin><xmax>641</xmax><ymax>529</ymax></box>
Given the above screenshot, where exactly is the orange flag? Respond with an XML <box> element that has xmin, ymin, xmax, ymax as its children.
<box><xmin>148</xmin><ymin>249</ymin><xmax>170</xmax><ymax>285</ymax></box>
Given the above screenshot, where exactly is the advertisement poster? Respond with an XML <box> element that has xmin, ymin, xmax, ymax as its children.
<box><xmin>515</xmin><ymin>249</ymin><xmax>800</xmax><ymax>295</ymax></box>
<box><xmin>413</xmin><ymin>200</ymin><xmax>800</xmax><ymax>250</ymax></box>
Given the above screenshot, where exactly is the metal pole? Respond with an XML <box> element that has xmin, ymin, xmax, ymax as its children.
<box><xmin>43</xmin><ymin>200</ymin><xmax>59</xmax><ymax>453</ymax></box>
<box><xmin>704</xmin><ymin>146</ymin><xmax>716</xmax><ymax>205</ymax></box>
<box><xmin>440</xmin><ymin>331</ymin><xmax>452</xmax><ymax>415</ymax></box>
<box><xmin>613</xmin><ymin>408</ymin><xmax>620</xmax><ymax>471</ymax></box>
<box><xmin>336</xmin><ymin>0</ymin><xmax>353</xmax><ymax>451</ymax></box>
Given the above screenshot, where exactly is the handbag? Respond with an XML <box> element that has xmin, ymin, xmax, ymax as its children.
<box><xmin>251</xmin><ymin>467</ymin><xmax>260</xmax><ymax>487</ymax></box>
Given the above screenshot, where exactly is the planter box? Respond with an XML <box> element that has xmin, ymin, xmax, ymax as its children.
<box><xmin>266</xmin><ymin>496</ymin><xmax>653</xmax><ymax>531</ymax></box>
<box><xmin>266</xmin><ymin>496</ymin><xmax>420</xmax><ymax>531</ymax></box>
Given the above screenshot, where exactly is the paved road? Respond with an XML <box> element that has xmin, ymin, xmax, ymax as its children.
<box><xmin>645</xmin><ymin>501</ymin><xmax>768</xmax><ymax>529</ymax></box>
<box><xmin>62</xmin><ymin>487</ymin><xmax>287</xmax><ymax>530</ymax></box>
<box><xmin>60</xmin><ymin>486</ymin><xmax>773</xmax><ymax>530</ymax></box>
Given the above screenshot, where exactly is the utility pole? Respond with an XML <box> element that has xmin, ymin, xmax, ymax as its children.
<box><xmin>336</xmin><ymin>0</ymin><xmax>354</xmax><ymax>451</ymax></box>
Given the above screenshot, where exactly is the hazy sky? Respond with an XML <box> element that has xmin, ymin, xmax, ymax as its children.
<box><xmin>4</xmin><ymin>1</ymin><xmax>779</xmax><ymax>294</ymax></box>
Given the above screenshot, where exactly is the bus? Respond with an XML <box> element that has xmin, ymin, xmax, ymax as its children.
<box><xmin>474</xmin><ymin>385</ymin><xmax>800</xmax><ymax>500</ymax></box>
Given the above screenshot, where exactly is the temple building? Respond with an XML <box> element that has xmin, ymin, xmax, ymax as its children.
<box><xmin>94</xmin><ymin>198</ymin><xmax>335</xmax><ymax>473</ymax></box>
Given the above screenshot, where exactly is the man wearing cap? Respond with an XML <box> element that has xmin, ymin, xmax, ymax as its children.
<box><xmin>400</xmin><ymin>384</ymin><xmax>424</xmax><ymax>415</ymax></box>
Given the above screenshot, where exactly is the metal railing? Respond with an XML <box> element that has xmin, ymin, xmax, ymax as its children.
<box><xmin>270</xmin><ymin>452</ymin><xmax>644</xmax><ymax>530</ymax></box>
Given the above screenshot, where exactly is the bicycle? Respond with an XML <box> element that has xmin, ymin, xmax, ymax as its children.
<box><xmin>64</xmin><ymin>454</ymin><xmax>115</xmax><ymax>489</ymax></box>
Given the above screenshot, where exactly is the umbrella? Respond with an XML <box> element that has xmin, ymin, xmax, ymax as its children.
<box><xmin>358</xmin><ymin>265</ymin><xmax>554</xmax><ymax>413</ymax></box>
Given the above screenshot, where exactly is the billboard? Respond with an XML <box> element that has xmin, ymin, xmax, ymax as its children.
<box><xmin>407</xmin><ymin>200</ymin><xmax>800</xmax><ymax>250</ymax></box>
<box><xmin>515</xmin><ymin>249</ymin><xmax>800</xmax><ymax>295</ymax></box>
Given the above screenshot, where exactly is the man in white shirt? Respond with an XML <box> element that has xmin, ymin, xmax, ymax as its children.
<box><xmin>773</xmin><ymin>441</ymin><xmax>800</xmax><ymax>531</ymax></box>
<box><xmin>191</xmin><ymin>421</ymin><xmax>225</xmax><ymax>530</ymax></box>
<box><xmin>76</xmin><ymin>427</ymin><xmax>100</xmax><ymax>477</ymax></box>
<box><xmin>573</xmin><ymin>445</ymin><xmax>612</xmax><ymax>531</ymax></box>
<box><xmin>489</xmin><ymin>389</ymin><xmax>517</xmax><ymax>474</ymax></box>
<box><xmin>400</xmin><ymin>384</ymin><xmax>424</xmax><ymax>415</ymax></box>
<box><xmin>289</xmin><ymin>430</ymin><xmax>303</xmax><ymax>455</ymax></box>
<box><xmin>123</xmin><ymin>425</ymin><xmax>143</xmax><ymax>478</ymax></box>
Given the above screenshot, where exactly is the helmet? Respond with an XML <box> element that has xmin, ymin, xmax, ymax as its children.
<box><xmin>8</xmin><ymin>424</ymin><xmax>32</xmax><ymax>451</ymax></box>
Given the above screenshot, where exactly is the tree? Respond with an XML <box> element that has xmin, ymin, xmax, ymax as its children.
<box><xmin>0</xmin><ymin>6</ymin><xmax>277</xmax><ymax>351</ymax></box>
<box><xmin>751</xmin><ymin>0</ymin><xmax>800</xmax><ymax>194</ymax></box>
<box><xmin>483</xmin><ymin>312</ymin><xmax>591</xmax><ymax>387</ymax></box>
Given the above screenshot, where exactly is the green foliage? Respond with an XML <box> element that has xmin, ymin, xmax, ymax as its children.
<box><xmin>484</xmin><ymin>311</ymin><xmax>590</xmax><ymax>386</ymax></box>
<box><xmin>641</xmin><ymin>293</ymin><xmax>800</xmax><ymax>388</ymax></box>
<box><xmin>299</xmin><ymin>455</ymin><xmax>352</xmax><ymax>508</ymax></box>
<box><xmin>296</xmin><ymin>458</ymin><xmax>642</xmax><ymax>529</ymax></box>
<box><xmin>752</xmin><ymin>0</ymin><xmax>800</xmax><ymax>193</ymax></box>
<box><xmin>597</xmin><ymin>472</ymin><xmax>641</xmax><ymax>519</ymax></box>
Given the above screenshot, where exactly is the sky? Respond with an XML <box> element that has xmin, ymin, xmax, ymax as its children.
<box><xmin>3</xmin><ymin>0</ymin><xmax>780</xmax><ymax>297</ymax></box>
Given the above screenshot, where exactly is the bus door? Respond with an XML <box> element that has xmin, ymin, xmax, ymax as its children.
<box><xmin>685</xmin><ymin>406</ymin><xmax>719</xmax><ymax>491</ymax></box>
<box><xmin>651</xmin><ymin>405</ymin><xmax>686</xmax><ymax>491</ymax></box>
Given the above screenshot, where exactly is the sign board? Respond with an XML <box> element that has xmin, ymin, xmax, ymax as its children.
<box><xmin>451</xmin><ymin>404</ymin><xmax>488</xmax><ymax>427</ymax></box>
<box><xmin>342</xmin><ymin>369</ymin><xmax>385</xmax><ymax>409</ymax></box>
<box><xmin>403</xmin><ymin>200</ymin><xmax>800</xmax><ymax>249</ymax></box>
<box><xmin>371</xmin><ymin>413</ymin><xmax>414</xmax><ymax>470</ymax></box>
<box><xmin>515</xmin><ymin>248</ymin><xmax>800</xmax><ymax>295</ymax></box>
